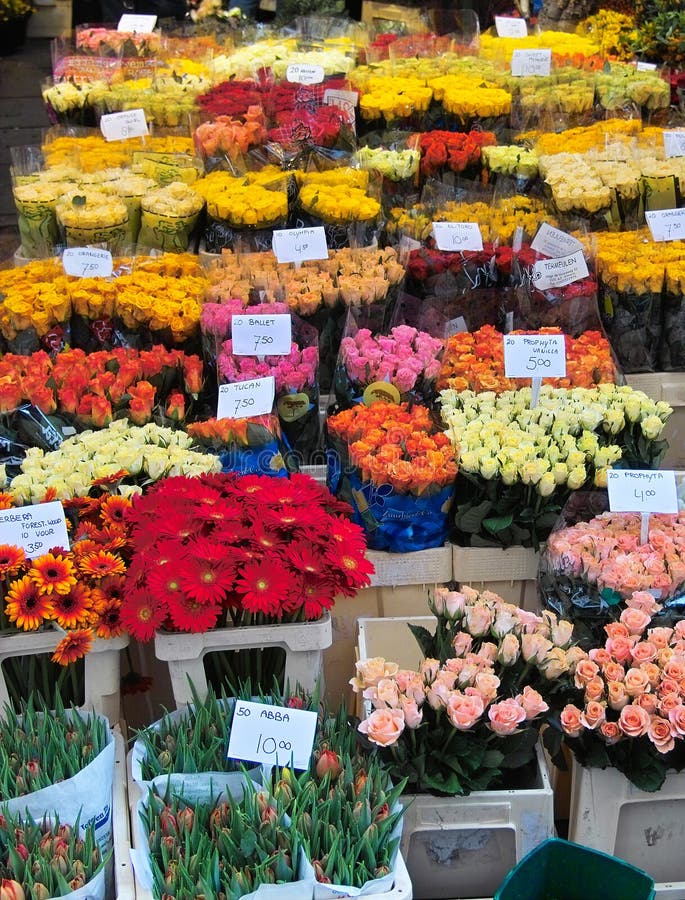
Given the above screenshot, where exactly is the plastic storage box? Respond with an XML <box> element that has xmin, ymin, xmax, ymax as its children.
<box><xmin>452</xmin><ymin>546</ymin><xmax>540</xmax><ymax>611</ymax></box>
<box><xmin>495</xmin><ymin>836</ymin><xmax>656</xmax><ymax>899</ymax></box>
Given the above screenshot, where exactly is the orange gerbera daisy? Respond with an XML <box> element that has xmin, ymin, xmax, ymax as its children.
<box><xmin>99</xmin><ymin>495</ymin><xmax>132</xmax><ymax>528</ymax></box>
<box><xmin>77</xmin><ymin>551</ymin><xmax>126</xmax><ymax>579</ymax></box>
<box><xmin>5</xmin><ymin>575</ymin><xmax>54</xmax><ymax>630</ymax></box>
<box><xmin>91</xmin><ymin>470</ymin><xmax>128</xmax><ymax>487</ymax></box>
<box><xmin>94</xmin><ymin>597</ymin><xmax>123</xmax><ymax>639</ymax></box>
<box><xmin>29</xmin><ymin>554</ymin><xmax>77</xmax><ymax>596</ymax></box>
<box><xmin>52</xmin><ymin>628</ymin><xmax>93</xmax><ymax>666</ymax></box>
<box><xmin>51</xmin><ymin>582</ymin><xmax>93</xmax><ymax>629</ymax></box>
<box><xmin>0</xmin><ymin>545</ymin><xmax>26</xmax><ymax>578</ymax></box>
<box><xmin>0</xmin><ymin>493</ymin><xmax>14</xmax><ymax>510</ymax></box>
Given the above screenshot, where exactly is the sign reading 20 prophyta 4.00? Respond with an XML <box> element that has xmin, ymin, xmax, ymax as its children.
<box><xmin>0</xmin><ymin>501</ymin><xmax>70</xmax><ymax>559</ymax></box>
<box><xmin>227</xmin><ymin>700</ymin><xmax>318</xmax><ymax>770</ymax></box>
<box><xmin>503</xmin><ymin>333</ymin><xmax>567</xmax><ymax>379</ymax></box>
<box><xmin>607</xmin><ymin>470</ymin><xmax>678</xmax><ymax>514</ymax></box>
<box><xmin>231</xmin><ymin>314</ymin><xmax>292</xmax><ymax>357</ymax></box>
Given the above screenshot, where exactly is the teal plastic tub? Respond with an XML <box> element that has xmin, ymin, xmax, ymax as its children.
<box><xmin>495</xmin><ymin>837</ymin><xmax>656</xmax><ymax>900</ymax></box>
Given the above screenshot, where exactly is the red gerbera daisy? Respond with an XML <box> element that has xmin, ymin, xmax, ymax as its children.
<box><xmin>327</xmin><ymin>547</ymin><xmax>374</xmax><ymax>595</ymax></box>
<box><xmin>178</xmin><ymin>557</ymin><xmax>235</xmax><ymax>605</ymax></box>
<box><xmin>166</xmin><ymin>592</ymin><xmax>222</xmax><ymax>632</ymax></box>
<box><xmin>234</xmin><ymin>559</ymin><xmax>298</xmax><ymax>617</ymax></box>
<box><xmin>157</xmin><ymin>513</ymin><xmax>197</xmax><ymax>542</ymax></box>
<box><xmin>0</xmin><ymin>545</ymin><xmax>26</xmax><ymax>578</ymax></box>
<box><xmin>52</xmin><ymin>628</ymin><xmax>93</xmax><ymax>665</ymax></box>
<box><xmin>77</xmin><ymin>551</ymin><xmax>126</xmax><ymax>580</ymax></box>
<box><xmin>120</xmin><ymin>588</ymin><xmax>166</xmax><ymax>642</ymax></box>
<box><xmin>5</xmin><ymin>575</ymin><xmax>54</xmax><ymax>630</ymax></box>
<box><xmin>287</xmin><ymin>542</ymin><xmax>325</xmax><ymax>576</ymax></box>
<box><xmin>147</xmin><ymin>563</ymin><xmax>185</xmax><ymax>603</ymax></box>
<box><xmin>327</xmin><ymin>516</ymin><xmax>369</xmax><ymax>555</ymax></box>
<box><xmin>186</xmin><ymin>537</ymin><xmax>227</xmax><ymax>563</ymax></box>
<box><xmin>249</xmin><ymin>524</ymin><xmax>286</xmax><ymax>552</ymax></box>
<box><xmin>51</xmin><ymin>582</ymin><xmax>94</xmax><ymax>629</ymax></box>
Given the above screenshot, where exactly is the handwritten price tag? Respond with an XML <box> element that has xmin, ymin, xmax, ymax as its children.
<box><xmin>272</xmin><ymin>227</ymin><xmax>328</xmax><ymax>264</ymax></box>
<box><xmin>217</xmin><ymin>377</ymin><xmax>275</xmax><ymax>421</ymax></box>
<box><xmin>503</xmin><ymin>333</ymin><xmax>567</xmax><ymax>378</ymax></box>
<box><xmin>607</xmin><ymin>469</ymin><xmax>678</xmax><ymax>514</ymax></box>
<box><xmin>286</xmin><ymin>64</ymin><xmax>324</xmax><ymax>85</ymax></box>
<box><xmin>432</xmin><ymin>222</ymin><xmax>483</xmax><ymax>252</ymax></box>
<box><xmin>636</xmin><ymin>61</ymin><xmax>657</xmax><ymax>71</ymax></box>
<box><xmin>117</xmin><ymin>13</ymin><xmax>157</xmax><ymax>31</ymax></box>
<box><xmin>532</xmin><ymin>250</ymin><xmax>589</xmax><ymax>290</ymax></box>
<box><xmin>62</xmin><ymin>247</ymin><xmax>113</xmax><ymax>278</ymax></box>
<box><xmin>495</xmin><ymin>15</ymin><xmax>528</xmax><ymax>36</ymax></box>
<box><xmin>445</xmin><ymin>316</ymin><xmax>468</xmax><ymax>338</ymax></box>
<box><xmin>0</xmin><ymin>501</ymin><xmax>70</xmax><ymax>559</ymax></box>
<box><xmin>323</xmin><ymin>88</ymin><xmax>358</xmax><ymax>127</ymax></box>
<box><xmin>531</xmin><ymin>222</ymin><xmax>582</xmax><ymax>258</ymax></box>
<box><xmin>664</xmin><ymin>131</ymin><xmax>685</xmax><ymax>158</ymax></box>
<box><xmin>100</xmin><ymin>109</ymin><xmax>148</xmax><ymax>142</ymax></box>
<box><xmin>231</xmin><ymin>314</ymin><xmax>292</xmax><ymax>357</ymax></box>
<box><xmin>645</xmin><ymin>208</ymin><xmax>685</xmax><ymax>242</ymax></box>
<box><xmin>511</xmin><ymin>49</ymin><xmax>551</xmax><ymax>76</ymax></box>
<box><xmin>227</xmin><ymin>700</ymin><xmax>318</xmax><ymax>770</ymax></box>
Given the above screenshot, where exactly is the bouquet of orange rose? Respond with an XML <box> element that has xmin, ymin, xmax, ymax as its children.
<box><xmin>351</xmin><ymin>585</ymin><xmax>578</xmax><ymax>795</ymax></box>
<box><xmin>327</xmin><ymin>402</ymin><xmax>457</xmax><ymax>552</ymax></box>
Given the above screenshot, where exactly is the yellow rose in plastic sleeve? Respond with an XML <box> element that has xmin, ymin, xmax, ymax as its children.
<box><xmin>640</xmin><ymin>414</ymin><xmax>665</xmax><ymax>440</ymax></box>
<box><xmin>604</xmin><ymin>408</ymin><xmax>625</xmax><ymax>435</ymax></box>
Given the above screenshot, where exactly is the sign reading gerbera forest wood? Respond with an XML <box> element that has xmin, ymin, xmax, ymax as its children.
<box><xmin>0</xmin><ymin>501</ymin><xmax>69</xmax><ymax>558</ymax></box>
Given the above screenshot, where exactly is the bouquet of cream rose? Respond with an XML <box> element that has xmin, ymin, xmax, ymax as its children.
<box><xmin>350</xmin><ymin>585</ymin><xmax>578</xmax><ymax>795</ymax></box>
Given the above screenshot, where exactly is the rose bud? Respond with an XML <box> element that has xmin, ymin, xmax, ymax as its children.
<box><xmin>0</xmin><ymin>880</ymin><xmax>25</xmax><ymax>900</ymax></box>
<box><xmin>316</xmin><ymin>749</ymin><xmax>342</xmax><ymax>781</ymax></box>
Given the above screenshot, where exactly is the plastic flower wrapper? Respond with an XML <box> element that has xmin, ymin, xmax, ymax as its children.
<box><xmin>353</xmin><ymin>131</ymin><xmax>420</xmax><ymax>210</ymax></box>
<box><xmin>55</xmin><ymin>188</ymin><xmax>129</xmax><ymax>255</ymax></box>
<box><xmin>212</xmin><ymin>302</ymin><xmax>321</xmax><ymax>464</ymax></box>
<box><xmin>264</xmin><ymin>76</ymin><xmax>356</xmax><ymax>152</ymax></box>
<box><xmin>351</xmin><ymin>585</ymin><xmax>578</xmax><ymax>795</ymax></box>
<box><xmin>595</xmin><ymin>62</ymin><xmax>671</xmax><ymax>124</ymax></box>
<box><xmin>0</xmin><ymin>257</ymin><xmax>72</xmax><ymax>357</ymax></box>
<box><xmin>333</xmin><ymin>307</ymin><xmax>443</xmax><ymax>409</ymax></box>
<box><xmin>482</xmin><ymin>144</ymin><xmax>540</xmax><ymax>193</ymax></box>
<box><xmin>416</xmin><ymin>129</ymin><xmax>496</xmax><ymax>184</ymax></box>
<box><xmin>194</xmin><ymin>104</ymin><xmax>268</xmax><ymax>162</ymax></box>
<box><xmin>99</xmin><ymin>173</ymin><xmax>156</xmax><ymax>248</ymax></box>
<box><xmin>538</xmin><ymin>151</ymin><xmax>617</xmax><ymax>233</ymax></box>
<box><xmin>10</xmin><ymin>148</ymin><xmax>65</xmax><ymax>258</ymax></box>
<box><xmin>137</xmin><ymin>182</ymin><xmax>204</xmax><ymax>254</ymax></box>
<box><xmin>511</xmin><ymin>71</ymin><xmax>596</xmax><ymax>136</ymax></box>
<box><xmin>194</xmin><ymin>168</ymin><xmax>290</xmax><ymax>254</ymax></box>
<box><xmin>74</xmin><ymin>25</ymin><xmax>161</xmax><ymax>58</ymax></box>
<box><xmin>327</xmin><ymin>401</ymin><xmax>457</xmax><ymax>552</ymax></box>
<box><xmin>187</xmin><ymin>415</ymin><xmax>292</xmax><ymax>478</ymax></box>
<box><xmin>538</xmin><ymin>489</ymin><xmax>685</xmax><ymax>649</ymax></box>
<box><xmin>542</xmin><ymin>601</ymin><xmax>685</xmax><ymax>793</ymax></box>
<box><xmin>440</xmin><ymin>384</ymin><xmax>672</xmax><ymax>549</ymax></box>
<box><xmin>428</xmin><ymin>71</ymin><xmax>512</xmax><ymax>138</ymax></box>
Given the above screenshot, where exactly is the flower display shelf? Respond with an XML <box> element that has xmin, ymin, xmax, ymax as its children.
<box><xmin>154</xmin><ymin>613</ymin><xmax>333</xmax><ymax>708</ymax></box>
<box><xmin>452</xmin><ymin>546</ymin><xmax>540</xmax><ymax>612</ymax></box>
<box><xmin>400</xmin><ymin>743</ymin><xmax>554</xmax><ymax>900</ymax></box>
<box><xmin>358</xmin><ymin>615</ymin><xmax>436</xmax><ymax>674</ymax></box>
<box><xmin>113</xmin><ymin>724</ymin><xmax>137</xmax><ymax>900</ymax></box>
<box><xmin>0</xmin><ymin>626</ymin><xmax>128</xmax><ymax>724</ymax></box>
<box><xmin>568</xmin><ymin>761</ymin><xmax>685</xmax><ymax>898</ymax></box>
<box><xmin>625</xmin><ymin>373</ymin><xmax>685</xmax><ymax>470</ymax></box>
<box><xmin>367</xmin><ymin>546</ymin><xmax>453</xmax><ymax>589</ymax></box>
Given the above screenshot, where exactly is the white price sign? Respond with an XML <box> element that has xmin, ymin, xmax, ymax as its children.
<box><xmin>445</xmin><ymin>316</ymin><xmax>468</xmax><ymax>338</ymax></box>
<box><xmin>117</xmin><ymin>13</ymin><xmax>157</xmax><ymax>31</ymax></box>
<box><xmin>231</xmin><ymin>314</ymin><xmax>292</xmax><ymax>357</ymax></box>
<box><xmin>62</xmin><ymin>247</ymin><xmax>113</xmax><ymax>278</ymax></box>
<box><xmin>664</xmin><ymin>132</ymin><xmax>685</xmax><ymax>158</ymax></box>
<box><xmin>286</xmin><ymin>64</ymin><xmax>324</xmax><ymax>85</ymax></box>
<box><xmin>607</xmin><ymin>469</ymin><xmax>678</xmax><ymax>514</ymax></box>
<box><xmin>323</xmin><ymin>88</ymin><xmax>358</xmax><ymax>126</ymax></box>
<box><xmin>532</xmin><ymin>250</ymin><xmax>589</xmax><ymax>290</ymax></box>
<box><xmin>0</xmin><ymin>501</ymin><xmax>70</xmax><ymax>559</ymax></box>
<box><xmin>227</xmin><ymin>700</ymin><xmax>318</xmax><ymax>770</ymax></box>
<box><xmin>645</xmin><ymin>208</ymin><xmax>685</xmax><ymax>242</ymax></box>
<box><xmin>432</xmin><ymin>222</ymin><xmax>483</xmax><ymax>252</ymax></box>
<box><xmin>217</xmin><ymin>377</ymin><xmax>275</xmax><ymax>420</ymax></box>
<box><xmin>511</xmin><ymin>49</ymin><xmax>551</xmax><ymax>76</ymax></box>
<box><xmin>503</xmin><ymin>333</ymin><xmax>567</xmax><ymax>378</ymax></box>
<box><xmin>636</xmin><ymin>61</ymin><xmax>657</xmax><ymax>71</ymax></box>
<box><xmin>531</xmin><ymin>222</ymin><xmax>582</xmax><ymax>258</ymax></box>
<box><xmin>100</xmin><ymin>108</ymin><xmax>148</xmax><ymax>142</ymax></box>
<box><xmin>495</xmin><ymin>15</ymin><xmax>528</xmax><ymax>36</ymax></box>
<box><xmin>272</xmin><ymin>227</ymin><xmax>328</xmax><ymax>264</ymax></box>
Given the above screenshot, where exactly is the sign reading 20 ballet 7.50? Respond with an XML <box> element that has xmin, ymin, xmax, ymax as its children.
<box><xmin>226</xmin><ymin>700</ymin><xmax>318</xmax><ymax>770</ymax></box>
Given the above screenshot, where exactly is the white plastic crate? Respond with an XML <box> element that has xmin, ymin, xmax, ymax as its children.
<box><xmin>569</xmin><ymin>761</ymin><xmax>685</xmax><ymax>897</ymax></box>
<box><xmin>401</xmin><ymin>743</ymin><xmax>554</xmax><ymax>900</ymax></box>
<box><xmin>626</xmin><ymin>373</ymin><xmax>685</xmax><ymax>470</ymax></box>
<box><xmin>113</xmin><ymin>725</ymin><xmax>136</xmax><ymax>899</ymax></box>
<box><xmin>154</xmin><ymin>613</ymin><xmax>332</xmax><ymax>708</ymax></box>
<box><xmin>367</xmin><ymin>545</ymin><xmax>453</xmax><ymax>589</ymax></box>
<box><xmin>126</xmin><ymin>761</ymin><xmax>413</xmax><ymax>900</ymax></box>
<box><xmin>452</xmin><ymin>546</ymin><xmax>540</xmax><ymax>611</ymax></box>
<box><xmin>0</xmin><ymin>627</ymin><xmax>128</xmax><ymax>724</ymax></box>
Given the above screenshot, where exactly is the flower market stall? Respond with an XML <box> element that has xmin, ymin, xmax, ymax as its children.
<box><xmin>4</xmin><ymin>5</ymin><xmax>685</xmax><ymax>899</ymax></box>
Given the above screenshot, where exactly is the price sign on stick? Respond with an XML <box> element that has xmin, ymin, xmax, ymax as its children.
<box><xmin>100</xmin><ymin>108</ymin><xmax>148</xmax><ymax>142</ymax></box>
<box><xmin>286</xmin><ymin>64</ymin><xmax>324</xmax><ymax>85</ymax></box>
<box><xmin>531</xmin><ymin>251</ymin><xmax>589</xmax><ymax>290</ymax></box>
<box><xmin>272</xmin><ymin>227</ymin><xmax>328</xmax><ymax>264</ymax></box>
<box><xmin>0</xmin><ymin>501</ymin><xmax>70</xmax><ymax>559</ymax></box>
<box><xmin>217</xmin><ymin>377</ymin><xmax>275</xmax><ymax>420</ymax></box>
<box><xmin>432</xmin><ymin>222</ymin><xmax>483</xmax><ymax>252</ymax></box>
<box><xmin>231</xmin><ymin>314</ymin><xmax>292</xmax><ymax>357</ymax></box>
<box><xmin>495</xmin><ymin>15</ymin><xmax>528</xmax><ymax>36</ymax></box>
<box><xmin>227</xmin><ymin>700</ymin><xmax>318</xmax><ymax>769</ymax></box>
<box><xmin>645</xmin><ymin>208</ymin><xmax>685</xmax><ymax>242</ymax></box>
<box><xmin>664</xmin><ymin>132</ymin><xmax>685</xmax><ymax>158</ymax></box>
<box><xmin>607</xmin><ymin>469</ymin><xmax>678</xmax><ymax>544</ymax></box>
<box><xmin>62</xmin><ymin>248</ymin><xmax>113</xmax><ymax>278</ymax></box>
<box><xmin>511</xmin><ymin>49</ymin><xmax>551</xmax><ymax>77</ymax></box>
<box><xmin>117</xmin><ymin>13</ymin><xmax>157</xmax><ymax>31</ymax></box>
<box><xmin>531</xmin><ymin>222</ymin><xmax>582</xmax><ymax>258</ymax></box>
<box><xmin>504</xmin><ymin>333</ymin><xmax>566</xmax><ymax>408</ymax></box>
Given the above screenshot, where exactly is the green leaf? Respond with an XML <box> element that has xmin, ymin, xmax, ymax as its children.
<box><xmin>240</xmin><ymin>831</ymin><xmax>257</xmax><ymax>857</ymax></box>
<box><xmin>71</xmin><ymin>195</ymin><xmax>87</xmax><ymax>207</ymax></box>
<box><xmin>407</xmin><ymin>624</ymin><xmax>436</xmax><ymax>659</ymax></box>
<box><xmin>600</xmin><ymin>587</ymin><xmax>623</xmax><ymax>607</ymax></box>
<box><xmin>483</xmin><ymin>513</ymin><xmax>514</xmax><ymax>535</ymax></box>
<box><xmin>455</xmin><ymin>500</ymin><xmax>493</xmax><ymax>534</ymax></box>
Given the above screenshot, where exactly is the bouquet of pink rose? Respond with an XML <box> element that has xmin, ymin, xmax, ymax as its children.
<box><xmin>334</xmin><ymin>323</ymin><xmax>444</xmax><ymax>408</ymax></box>
<box><xmin>350</xmin><ymin>585</ymin><xmax>578</xmax><ymax>795</ymax></box>
<box><xmin>544</xmin><ymin>590</ymin><xmax>685</xmax><ymax>792</ymax></box>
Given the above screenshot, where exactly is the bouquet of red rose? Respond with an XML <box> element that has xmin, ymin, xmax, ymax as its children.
<box><xmin>120</xmin><ymin>471</ymin><xmax>374</xmax><ymax>641</ymax></box>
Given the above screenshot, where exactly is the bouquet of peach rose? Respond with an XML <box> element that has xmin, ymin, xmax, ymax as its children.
<box><xmin>544</xmin><ymin>591</ymin><xmax>685</xmax><ymax>792</ymax></box>
<box><xmin>350</xmin><ymin>586</ymin><xmax>578</xmax><ymax>796</ymax></box>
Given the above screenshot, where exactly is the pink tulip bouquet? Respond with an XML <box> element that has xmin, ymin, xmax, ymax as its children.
<box><xmin>544</xmin><ymin>591</ymin><xmax>685</xmax><ymax>792</ymax></box>
<box><xmin>350</xmin><ymin>586</ymin><xmax>578</xmax><ymax>795</ymax></box>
